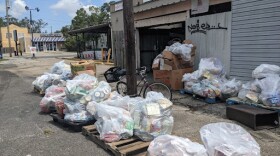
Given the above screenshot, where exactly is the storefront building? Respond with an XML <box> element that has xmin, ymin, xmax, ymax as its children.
<box><xmin>32</xmin><ymin>33</ymin><xmax>66</xmax><ymax>52</ymax></box>
<box><xmin>110</xmin><ymin>0</ymin><xmax>231</xmax><ymax>71</ymax></box>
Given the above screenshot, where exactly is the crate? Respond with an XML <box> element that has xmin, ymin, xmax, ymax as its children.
<box><xmin>82</xmin><ymin>125</ymin><xmax>150</xmax><ymax>156</ymax></box>
<box><xmin>50</xmin><ymin>113</ymin><xmax>95</xmax><ymax>132</ymax></box>
<box><xmin>226</xmin><ymin>97</ymin><xmax>280</xmax><ymax>113</ymax></box>
<box><xmin>227</xmin><ymin>105</ymin><xmax>279</xmax><ymax>130</ymax></box>
<box><xmin>180</xmin><ymin>89</ymin><xmax>219</xmax><ymax>104</ymax></box>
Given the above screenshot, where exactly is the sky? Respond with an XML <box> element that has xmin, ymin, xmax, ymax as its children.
<box><xmin>0</xmin><ymin>0</ymin><xmax>110</xmax><ymax>33</ymax></box>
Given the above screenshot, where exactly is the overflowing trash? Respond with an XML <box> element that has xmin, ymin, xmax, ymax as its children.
<box><xmin>147</xmin><ymin>135</ymin><xmax>207</xmax><ymax>156</ymax></box>
<box><xmin>200</xmin><ymin>122</ymin><xmax>261</xmax><ymax>156</ymax></box>
<box><xmin>50</xmin><ymin>60</ymin><xmax>72</xmax><ymax>80</ymax></box>
<box><xmin>152</xmin><ymin>40</ymin><xmax>195</xmax><ymax>90</ymax></box>
<box><xmin>86</xmin><ymin>91</ymin><xmax>174</xmax><ymax>142</ymax></box>
<box><xmin>182</xmin><ymin>58</ymin><xmax>242</xmax><ymax>100</ymax></box>
<box><xmin>238</xmin><ymin>64</ymin><xmax>280</xmax><ymax>107</ymax></box>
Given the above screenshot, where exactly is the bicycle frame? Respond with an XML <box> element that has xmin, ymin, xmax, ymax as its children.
<box><xmin>119</xmin><ymin>72</ymin><xmax>149</xmax><ymax>96</ymax></box>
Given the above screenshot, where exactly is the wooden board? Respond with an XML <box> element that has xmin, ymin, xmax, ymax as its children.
<box><xmin>50</xmin><ymin>113</ymin><xmax>96</xmax><ymax>132</ymax></box>
<box><xmin>82</xmin><ymin>125</ymin><xmax>151</xmax><ymax>156</ymax></box>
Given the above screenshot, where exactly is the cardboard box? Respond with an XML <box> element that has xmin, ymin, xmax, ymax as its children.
<box><xmin>160</xmin><ymin>58</ymin><xmax>172</xmax><ymax>70</ymax></box>
<box><xmin>170</xmin><ymin>68</ymin><xmax>193</xmax><ymax>90</ymax></box>
<box><xmin>70</xmin><ymin>60</ymin><xmax>96</xmax><ymax>75</ymax></box>
<box><xmin>153</xmin><ymin>68</ymin><xmax>193</xmax><ymax>90</ymax></box>
<box><xmin>153</xmin><ymin>70</ymin><xmax>171</xmax><ymax>86</ymax></box>
<box><xmin>152</xmin><ymin>58</ymin><xmax>160</xmax><ymax>70</ymax></box>
<box><xmin>77</xmin><ymin>70</ymin><xmax>96</xmax><ymax>76</ymax></box>
<box><xmin>162</xmin><ymin>51</ymin><xmax>175</xmax><ymax>60</ymax></box>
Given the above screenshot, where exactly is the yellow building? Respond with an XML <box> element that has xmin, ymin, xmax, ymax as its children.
<box><xmin>0</xmin><ymin>24</ymin><xmax>30</xmax><ymax>52</ymax></box>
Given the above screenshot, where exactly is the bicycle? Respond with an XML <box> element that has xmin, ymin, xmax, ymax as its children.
<box><xmin>104</xmin><ymin>66</ymin><xmax>172</xmax><ymax>100</ymax></box>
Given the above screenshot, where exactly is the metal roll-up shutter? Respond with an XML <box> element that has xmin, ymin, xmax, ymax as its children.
<box><xmin>231</xmin><ymin>0</ymin><xmax>280</xmax><ymax>82</ymax></box>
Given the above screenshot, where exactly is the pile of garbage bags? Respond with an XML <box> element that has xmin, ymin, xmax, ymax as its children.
<box><xmin>147</xmin><ymin>122</ymin><xmax>260</xmax><ymax>156</ymax></box>
<box><xmin>238</xmin><ymin>64</ymin><xmax>280</xmax><ymax>107</ymax></box>
<box><xmin>182</xmin><ymin>58</ymin><xmax>242</xmax><ymax>100</ymax></box>
<box><xmin>32</xmin><ymin>61</ymin><xmax>72</xmax><ymax>92</ymax></box>
<box><xmin>86</xmin><ymin>91</ymin><xmax>174</xmax><ymax>142</ymax></box>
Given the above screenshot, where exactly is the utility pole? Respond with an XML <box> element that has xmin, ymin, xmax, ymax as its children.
<box><xmin>5</xmin><ymin>0</ymin><xmax>12</xmax><ymax>57</ymax></box>
<box><xmin>123</xmin><ymin>0</ymin><xmax>137</xmax><ymax>96</ymax></box>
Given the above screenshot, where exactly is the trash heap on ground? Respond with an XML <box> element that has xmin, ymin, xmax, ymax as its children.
<box><xmin>152</xmin><ymin>40</ymin><xmax>195</xmax><ymax>90</ymax></box>
<box><xmin>238</xmin><ymin>64</ymin><xmax>280</xmax><ymax>107</ymax></box>
<box><xmin>32</xmin><ymin>61</ymin><xmax>72</xmax><ymax>94</ymax></box>
<box><xmin>182</xmin><ymin>57</ymin><xmax>242</xmax><ymax>100</ymax></box>
<box><xmin>86</xmin><ymin>91</ymin><xmax>174</xmax><ymax>142</ymax></box>
<box><xmin>147</xmin><ymin>122</ymin><xmax>260</xmax><ymax>156</ymax></box>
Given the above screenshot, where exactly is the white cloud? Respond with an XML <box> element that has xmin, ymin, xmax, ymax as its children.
<box><xmin>10</xmin><ymin>0</ymin><xmax>27</xmax><ymax>18</ymax></box>
<box><xmin>50</xmin><ymin>0</ymin><xmax>95</xmax><ymax>18</ymax></box>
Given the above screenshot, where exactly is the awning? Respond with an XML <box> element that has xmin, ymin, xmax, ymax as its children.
<box><xmin>32</xmin><ymin>37</ymin><xmax>66</xmax><ymax>42</ymax></box>
<box><xmin>68</xmin><ymin>23</ymin><xmax>110</xmax><ymax>35</ymax></box>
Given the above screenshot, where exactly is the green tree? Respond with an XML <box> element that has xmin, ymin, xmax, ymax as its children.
<box><xmin>71</xmin><ymin>8</ymin><xmax>89</xmax><ymax>29</ymax></box>
<box><xmin>62</xmin><ymin>1</ymin><xmax>115</xmax><ymax>51</ymax></box>
<box><xmin>32</xmin><ymin>19</ymin><xmax>48</xmax><ymax>33</ymax></box>
<box><xmin>0</xmin><ymin>17</ymin><xmax>6</xmax><ymax>27</ymax></box>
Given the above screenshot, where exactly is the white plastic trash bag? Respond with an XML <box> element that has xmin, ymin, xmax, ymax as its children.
<box><xmin>40</xmin><ymin>85</ymin><xmax>65</xmax><ymax>113</ymax></box>
<box><xmin>167</xmin><ymin>42</ymin><xmax>193</xmax><ymax>61</ymax></box>
<box><xmin>221</xmin><ymin>79</ymin><xmax>242</xmax><ymax>99</ymax></box>
<box><xmin>65</xmin><ymin>74</ymin><xmax>98</xmax><ymax>101</ymax></box>
<box><xmin>257</xmin><ymin>75</ymin><xmax>280</xmax><ymax>107</ymax></box>
<box><xmin>50</xmin><ymin>60</ymin><xmax>72</xmax><ymax>80</ymax></box>
<box><xmin>200</xmin><ymin>122</ymin><xmax>261</xmax><ymax>156</ymax></box>
<box><xmin>94</xmin><ymin>103</ymin><xmax>134</xmax><ymax>142</ymax></box>
<box><xmin>33</xmin><ymin>73</ymin><xmax>61</xmax><ymax>91</ymax></box>
<box><xmin>80</xmin><ymin>81</ymin><xmax>111</xmax><ymax>104</ymax></box>
<box><xmin>198</xmin><ymin>58</ymin><xmax>224</xmax><ymax>76</ymax></box>
<box><xmin>133</xmin><ymin>92</ymin><xmax>174</xmax><ymax>141</ymax></box>
<box><xmin>147</xmin><ymin>135</ymin><xmax>207</xmax><ymax>156</ymax></box>
<box><xmin>64</xmin><ymin>110</ymin><xmax>93</xmax><ymax>122</ymax></box>
<box><xmin>252</xmin><ymin>64</ymin><xmax>280</xmax><ymax>79</ymax></box>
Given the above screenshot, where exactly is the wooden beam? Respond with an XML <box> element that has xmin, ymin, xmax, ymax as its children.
<box><xmin>123</xmin><ymin>0</ymin><xmax>137</xmax><ymax>96</ymax></box>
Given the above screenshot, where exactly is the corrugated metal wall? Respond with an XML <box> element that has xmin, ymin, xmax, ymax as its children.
<box><xmin>186</xmin><ymin>12</ymin><xmax>232</xmax><ymax>74</ymax></box>
<box><xmin>231</xmin><ymin>0</ymin><xmax>280</xmax><ymax>81</ymax></box>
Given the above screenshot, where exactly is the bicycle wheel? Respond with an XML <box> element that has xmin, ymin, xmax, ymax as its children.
<box><xmin>143</xmin><ymin>82</ymin><xmax>172</xmax><ymax>100</ymax></box>
<box><xmin>116</xmin><ymin>81</ymin><xmax>128</xmax><ymax>96</ymax></box>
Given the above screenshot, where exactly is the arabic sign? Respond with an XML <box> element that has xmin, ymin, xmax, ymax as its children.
<box><xmin>191</xmin><ymin>0</ymin><xmax>209</xmax><ymax>15</ymax></box>
<box><xmin>188</xmin><ymin>19</ymin><xmax>227</xmax><ymax>34</ymax></box>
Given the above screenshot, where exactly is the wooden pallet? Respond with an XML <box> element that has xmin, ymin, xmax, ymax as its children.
<box><xmin>50</xmin><ymin>113</ymin><xmax>96</xmax><ymax>132</ymax></box>
<box><xmin>226</xmin><ymin>97</ymin><xmax>280</xmax><ymax>113</ymax></box>
<box><xmin>33</xmin><ymin>87</ymin><xmax>45</xmax><ymax>96</ymax></box>
<box><xmin>180</xmin><ymin>89</ymin><xmax>219</xmax><ymax>104</ymax></box>
<box><xmin>82</xmin><ymin>125</ymin><xmax>150</xmax><ymax>156</ymax></box>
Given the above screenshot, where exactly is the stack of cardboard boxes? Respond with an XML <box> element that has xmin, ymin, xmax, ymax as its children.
<box><xmin>152</xmin><ymin>40</ymin><xmax>196</xmax><ymax>90</ymax></box>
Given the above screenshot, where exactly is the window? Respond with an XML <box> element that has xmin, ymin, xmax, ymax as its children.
<box><xmin>6</xmin><ymin>33</ymin><xmax>12</xmax><ymax>39</ymax></box>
